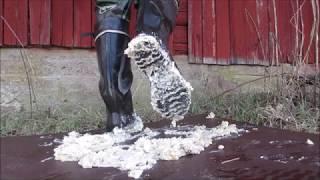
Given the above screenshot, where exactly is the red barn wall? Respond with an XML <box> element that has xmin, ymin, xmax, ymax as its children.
<box><xmin>0</xmin><ymin>0</ymin><xmax>318</xmax><ymax>65</ymax></box>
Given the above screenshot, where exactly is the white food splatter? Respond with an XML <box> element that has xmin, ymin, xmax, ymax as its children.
<box><xmin>54</xmin><ymin>121</ymin><xmax>243</xmax><ymax>179</ymax></box>
<box><xmin>41</xmin><ymin>157</ymin><xmax>53</xmax><ymax>163</ymax></box>
<box><xmin>125</xmin><ymin>34</ymin><xmax>193</xmax><ymax>126</ymax></box>
<box><xmin>206</xmin><ymin>112</ymin><xmax>216</xmax><ymax>119</ymax></box>
<box><xmin>218</xmin><ymin>145</ymin><xmax>224</xmax><ymax>150</ymax></box>
<box><xmin>306</xmin><ymin>138</ymin><xmax>314</xmax><ymax>145</ymax></box>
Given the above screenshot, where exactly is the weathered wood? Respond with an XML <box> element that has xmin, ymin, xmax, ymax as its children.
<box><xmin>91</xmin><ymin>0</ymin><xmax>96</xmax><ymax>47</ymax></box>
<box><xmin>215</xmin><ymin>0</ymin><xmax>231</xmax><ymax>64</ymax></box>
<box><xmin>301</xmin><ymin>0</ymin><xmax>316</xmax><ymax>64</ymax></box>
<box><xmin>29</xmin><ymin>0</ymin><xmax>51</xmax><ymax>45</ymax></box>
<box><xmin>74</xmin><ymin>0</ymin><xmax>92</xmax><ymax>48</ymax></box>
<box><xmin>202</xmin><ymin>0</ymin><xmax>216</xmax><ymax>64</ymax></box>
<box><xmin>229</xmin><ymin>0</ymin><xmax>258</xmax><ymax>64</ymax></box>
<box><xmin>255</xmin><ymin>0</ymin><xmax>270</xmax><ymax>65</ymax></box>
<box><xmin>269</xmin><ymin>0</ymin><xmax>295</xmax><ymax>64</ymax></box>
<box><xmin>51</xmin><ymin>0</ymin><xmax>74</xmax><ymax>47</ymax></box>
<box><xmin>3</xmin><ymin>0</ymin><xmax>28</xmax><ymax>46</ymax></box>
<box><xmin>188</xmin><ymin>0</ymin><xmax>203</xmax><ymax>63</ymax></box>
<box><xmin>0</xmin><ymin>0</ymin><xmax>3</xmax><ymax>46</ymax></box>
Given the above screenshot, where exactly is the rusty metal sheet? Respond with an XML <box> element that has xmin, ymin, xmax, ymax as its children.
<box><xmin>1</xmin><ymin>114</ymin><xmax>319</xmax><ymax>179</ymax></box>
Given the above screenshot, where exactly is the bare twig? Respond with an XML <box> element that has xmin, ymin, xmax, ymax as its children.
<box><xmin>302</xmin><ymin>0</ymin><xmax>317</xmax><ymax>64</ymax></box>
<box><xmin>272</xmin><ymin>0</ymin><xmax>279</xmax><ymax>66</ymax></box>
<box><xmin>1</xmin><ymin>16</ymin><xmax>38</xmax><ymax>117</ymax></box>
<box><xmin>245</xmin><ymin>9</ymin><xmax>267</xmax><ymax>61</ymax></box>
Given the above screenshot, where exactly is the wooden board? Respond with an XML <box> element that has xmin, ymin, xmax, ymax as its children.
<box><xmin>229</xmin><ymin>0</ymin><xmax>259</xmax><ymax>64</ymax></box>
<box><xmin>188</xmin><ymin>0</ymin><xmax>203</xmax><ymax>63</ymax></box>
<box><xmin>29</xmin><ymin>0</ymin><xmax>51</xmax><ymax>45</ymax></box>
<box><xmin>269</xmin><ymin>0</ymin><xmax>295</xmax><ymax>64</ymax></box>
<box><xmin>215</xmin><ymin>0</ymin><xmax>231</xmax><ymax>64</ymax></box>
<box><xmin>0</xmin><ymin>0</ymin><xmax>3</xmax><ymax>46</ymax></box>
<box><xmin>202</xmin><ymin>0</ymin><xmax>216</xmax><ymax>64</ymax></box>
<box><xmin>301</xmin><ymin>0</ymin><xmax>316</xmax><ymax>64</ymax></box>
<box><xmin>74</xmin><ymin>0</ymin><xmax>92</xmax><ymax>48</ymax></box>
<box><xmin>173</xmin><ymin>26</ymin><xmax>188</xmax><ymax>55</ymax></box>
<box><xmin>3</xmin><ymin>0</ymin><xmax>28</xmax><ymax>46</ymax></box>
<box><xmin>51</xmin><ymin>0</ymin><xmax>74</xmax><ymax>47</ymax></box>
<box><xmin>91</xmin><ymin>0</ymin><xmax>96</xmax><ymax>47</ymax></box>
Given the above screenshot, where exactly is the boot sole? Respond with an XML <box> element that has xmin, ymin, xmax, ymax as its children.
<box><xmin>125</xmin><ymin>34</ymin><xmax>193</xmax><ymax>123</ymax></box>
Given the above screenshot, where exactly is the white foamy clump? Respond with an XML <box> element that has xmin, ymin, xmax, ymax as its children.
<box><xmin>54</xmin><ymin>121</ymin><xmax>242</xmax><ymax>179</ymax></box>
<box><xmin>125</xmin><ymin>34</ymin><xmax>193</xmax><ymax>125</ymax></box>
<box><xmin>206</xmin><ymin>112</ymin><xmax>216</xmax><ymax>119</ymax></box>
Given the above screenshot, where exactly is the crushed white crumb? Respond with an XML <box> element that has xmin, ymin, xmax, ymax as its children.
<box><xmin>206</xmin><ymin>112</ymin><xmax>216</xmax><ymax>119</ymax></box>
<box><xmin>54</xmin><ymin>121</ymin><xmax>243</xmax><ymax>179</ymax></box>
<box><xmin>306</xmin><ymin>139</ymin><xmax>314</xmax><ymax>145</ymax></box>
<box><xmin>218</xmin><ymin>145</ymin><xmax>224</xmax><ymax>150</ymax></box>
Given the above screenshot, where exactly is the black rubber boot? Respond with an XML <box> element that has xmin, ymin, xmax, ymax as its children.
<box><xmin>95</xmin><ymin>1</ymin><xmax>135</xmax><ymax>132</ymax></box>
<box><xmin>125</xmin><ymin>0</ymin><xmax>193</xmax><ymax>127</ymax></box>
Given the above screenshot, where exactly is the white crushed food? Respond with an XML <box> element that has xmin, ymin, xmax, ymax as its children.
<box><xmin>54</xmin><ymin>121</ymin><xmax>243</xmax><ymax>179</ymax></box>
<box><xmin>218</xmin><ymin>145</ymin><xmax>224</xmax><ymax>150</ymax></box>
<box><xmin>306</xmin><ymin>138</ymin><xmax>314</xmax><ymax>145</ymax></box>
<box><xmin>206</xmin><ymin>112</ymin><xmax>216</xmax><ymax>119</ymax></box>
<box><xmin>125</xmin><ymin>34</ymin><xmax>193</xmax><ymax>126</ymax></box>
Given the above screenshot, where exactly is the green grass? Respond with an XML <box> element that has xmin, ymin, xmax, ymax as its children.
<box><xmin>1</xmin><ymin>86</ymin><xmax>319</xmax><ymax>136</ymax></box>
<box><xmin>0</xmin><ymin>105</ymin><xmax>106</xmax><ymax>136</ymax></box>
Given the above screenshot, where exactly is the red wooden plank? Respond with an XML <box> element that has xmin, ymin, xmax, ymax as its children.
<box><xmin>29</xmin><ymin>0</ymin><xmax>51</xmax><ymax>45</ymax></box>
<box><xmin>215</xmin><ymin>0</ymin><xmax>231</xmax><ymax>64</ymax></box>
<box><xmin>129</xmin><ymin>3</ymin><xmax>137</xmax><ymax>38</ymax></box>
<box><xmin>92</xmin><ymin>0</ymin><xmax>96</xmax><ymax>47</ymax></box>
<box><xmin>255</xmin><ymin>0</ymin><xmax>270</xmax><ymax>65</ymax></box>
<box><xmin>176</xmin><ymin>11</ymin><xmax>188</xmax><ymax>26</ymax></box>
<box><xmin>174</xmin><ymin>43</ymin><xmax>188</xmax><ymax>55</ymax></box>
<box><xmin>270</xmin><ymin>0</ymin><xmax>295</xmax><ymax>64</ymax></box>
<box><xmin>173</xmin><ymin>26</ymin><xmax>187</xmax><ymax>44</ymax></box>
<box><xmin>202</xmin><ymin>0</ymin><xmax>216</xmax><ymax>64</ymax></box>
<box><xmin>169</xmin><ymin>33</ymin><xmax>174</xmax><ymax>54</ymax></box>
<box><xmin>74</xmin><ymin>0</ymin><xmax>92</xmax><ymax>48</ymax></box>
<box><xmin>230</xmin><ymin>0</ymin><xmax>261</xmax><ymax>64</ymax></box>
<box><xmin>188</xmin><ymin>0</ymin><xmax>203</xmax><ymax>63</ymax></box>
<box><xmin>3</xmin><ymin>0</ymin><xmax>28</xmax><ymax>46</ymax></box>
<box><xmin>178</xmin><ymin>0</ymin><xmax>188</xmax><ymax>12</ymax></box>
<box><xmin>0</xmin><ymin>0</ymin><xmax>3</xmax><ymax>46</ymax></box>
<box><xmin>51</xmin><ymin>0</ymin><xmax>74</xmax><ymax>47</ymax></box>
<box><xmin>301</xmin><ymin>0</ymin><xmax>315</xmax><ymax>64</ymax></box>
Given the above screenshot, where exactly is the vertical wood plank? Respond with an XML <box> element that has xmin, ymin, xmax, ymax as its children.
<box><xmin>92</xmin><ymin>0</ymin><xmax>96</xmax><ymax>47</ymax></box>
<box><xmin>229</xmin><ymin>0</ymin><xmax>259</xmax><ymax>64</ymax></box>
<box><xmin>169</xmin><ymin>33</ymin><xmax>174</xmax><ymax>54</ymax></box>
<box><xmin>3</xmin><ymin>0</ymin><xmax>28</xmax><ymax>46</ymax></box>
<box><xmin>74</xmin><ymin>0</ymin><xmax>92</xmax><ymax>48</ymax></box>
<box><xmin>188</xmin><ymin>0</ymin><xmax>203</xmax><ymax>63</ymax></box>
<box><xmin>256</xmin><ymin>0</ymin><xmax>270</xmax><ymax>65</ymax></box>
<box><xmin>301</xmin><ymin>0</ymin><xmax>315</xmax><ymax>64</ymax></box>
<box><xmin>202</xmin><ymin>0</ymin><xmax>216</xmax><ymax>64</ymax></box>
<box><xmin>51</xmin><ymin>0</ymin><xmax>74</xmax><ymax>47</ymax></box>
<box><xmin>269</xmin><ymin>0</ymin><xmax>295</xmax><ymax>64</ymax></box>
<box><xmin>215</xmin><ymin>0</ymin><xmax>230</xmax><ymax>64</ymax></box>
<box><xmin>129</xmin><ymin>3</ymin><xmax>137</xmax><ymax>38</ymax></box>
<box><xmin>0</xmin><ymin>0</ymin><xmax>3</xmax><ymax>46</ymax></box>
<box><xmin>173</xmin><ymin>26</ymin><xmax>188</xmax><ymax>55</ymax></box>
<box><xmin>29</xmin><ymin>0</ymin><xmax>51</xmax><ymax>45</ymax></box>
